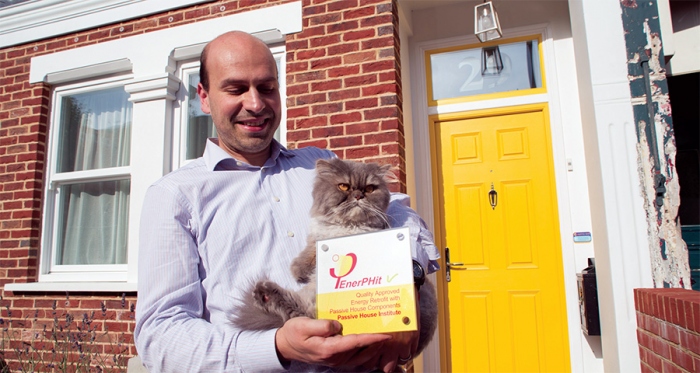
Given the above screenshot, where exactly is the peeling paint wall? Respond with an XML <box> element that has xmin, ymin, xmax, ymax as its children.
<box><xmin>621</xmin><ymin>0</ymin><xmax>691</xmax><ymax>288</ymax></box>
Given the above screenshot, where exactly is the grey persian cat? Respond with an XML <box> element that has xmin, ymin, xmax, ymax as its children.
<box><xmin>231</xmin><ymin>158</ymin><xmax>437</xmax><ymax>356</ymax></box>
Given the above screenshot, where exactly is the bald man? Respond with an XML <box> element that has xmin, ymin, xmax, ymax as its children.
<box><xmin>135</xmin><ymin>31</ymin><xmax>439</xmax><ymax>372</ymax></box>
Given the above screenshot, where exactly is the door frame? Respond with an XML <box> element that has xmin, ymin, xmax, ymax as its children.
<box><xmin>408</xmin><ymin>23</ymin><xmax>585</xmax><ymax>372</ymax></box>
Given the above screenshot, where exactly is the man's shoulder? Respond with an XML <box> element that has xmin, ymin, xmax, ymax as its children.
<box><xmin>150</xmin><ymin>158</ymin><xmax>208</xmax><ymax>190</ymax></box>
<box><xmin>283</xmin><ymin>146</ymin><xmax>335</xmax><ymax>165</ymax></box>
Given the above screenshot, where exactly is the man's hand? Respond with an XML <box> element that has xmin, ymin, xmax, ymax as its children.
<box><xmin>275</xmin><ymin>317</ymin><xmax>392</xmax><ymax>369</ymax></box>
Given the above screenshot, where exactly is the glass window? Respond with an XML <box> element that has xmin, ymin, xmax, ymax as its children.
<box><xmin>429</xmin><ymin>38</ymin><xmax>542</xmax><ymax>102</ymax></box>
<box><xmin>45</xmin><ymin>84</ymin><xmax>132</xmax><ymax>276</ymax></box>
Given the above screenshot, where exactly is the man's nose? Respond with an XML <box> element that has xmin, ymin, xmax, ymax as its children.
<box><xmin>243</xmin><ymin>89</ymin><xmax>264</xmax><ymax>114</ymax></box>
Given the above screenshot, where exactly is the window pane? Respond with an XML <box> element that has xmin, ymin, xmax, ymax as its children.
<box><xmin>430</xmin><ymin>39</ymin><xmax>542</xmax><ymax>101</ymax></box>
<box><xmin>186</xmin><ymin>73</ymin><xmax>216</xmax><ymax>160</ymax></box>
<box><xmin>57</xmin><ymin>87</ymin><xmax>132</xmax><ymax>172</ymax></box>
<box><xmin>55</xmin><ymin>179</ymin><xmax>130</xmax><ymax>265</ymax></box>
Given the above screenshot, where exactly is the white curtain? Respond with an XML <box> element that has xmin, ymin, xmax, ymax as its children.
<box><xmin>57</xmin><ymin>88</ymin><xmax>131</xmax><ymax>265</ymax></box>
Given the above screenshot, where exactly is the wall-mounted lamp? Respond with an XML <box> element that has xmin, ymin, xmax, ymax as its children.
<box><xmin>475</xmin><ymin>1</ymin><xmax>502</xmax><ymax>43</ymax></box>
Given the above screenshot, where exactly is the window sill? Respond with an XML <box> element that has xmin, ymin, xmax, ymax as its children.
<box><xmin>4</xmin><ymin>282</ymin><xmax>137</xmax><ymax>293</ymax></box>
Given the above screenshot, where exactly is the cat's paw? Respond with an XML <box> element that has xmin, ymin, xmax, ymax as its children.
<box><xmin>252</xmin><ymin>281</ymin><xmax>282</xmax><ymax>309</ymax></box>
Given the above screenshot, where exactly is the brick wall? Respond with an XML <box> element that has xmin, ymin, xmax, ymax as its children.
<box><xmin>286</xmin><ymin>0</ymin><xmax>406</xmax><ymax>191</ymax></box>
<box><xmin>635</xmin><ymin>288</ymin><xmax>700</xmax><ymax>373</ymax></box>
<box><xmin>0</xmin><ymin>0</ymin><xmax>404</xmax><ymax>369</ymax></box>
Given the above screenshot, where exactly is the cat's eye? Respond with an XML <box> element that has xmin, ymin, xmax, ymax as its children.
<box><xmin>364</xmin><ymin>185</ymin><xmax>375</xmax><ymax>193</ymax></box>
<box><xmin>338</xmin><ymin>183</ymin><xmax>350</xmax><ymax>191</ymax></box>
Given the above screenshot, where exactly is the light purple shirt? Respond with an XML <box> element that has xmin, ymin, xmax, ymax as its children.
<box><xmin>135</xmin><ymin>139</ymin><xmax>440</xmax><ymax>372</ymax></box>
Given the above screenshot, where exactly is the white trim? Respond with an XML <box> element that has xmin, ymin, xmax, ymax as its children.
<box><xmin>29</xmin><ymin>1</ymin><xmax>303</xmax><ymax>84</ymax></box>
<box><xmin>45</xmin><ymin>59</ymin><xmax>133</xmax><ymax>85</ymax></box>
<box><xmin>0</xmin><ymin>0</ymin><xmax>215</xmax><ymax>48</ymax></box>
<box><xmin>50</xmin><ymin>166</ymin><xmax>131</xmax><ymax>185</ymax></box>
<box><xmin>5</xmin><ymin>281</ymin><xmax>137</xmax><ymax>293</ymax></box>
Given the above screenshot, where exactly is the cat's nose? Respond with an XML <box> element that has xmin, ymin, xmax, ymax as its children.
<box><xmin>353</xmin><ymin>191</ymin><xmax>364</xmax><ymax>200</ymax></box>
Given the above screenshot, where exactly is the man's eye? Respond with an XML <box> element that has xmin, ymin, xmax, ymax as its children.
<box><xmin>258</xmin><ymin>86</ymin><xmax>277</xmax><ymax>94</ymax></box>
<box><xmin>338</xmin><ymin>183</ymin><xmax>350</xmax><ymax>191</ymax></box>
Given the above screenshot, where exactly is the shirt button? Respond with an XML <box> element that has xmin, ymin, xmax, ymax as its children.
<box><xmin>273</xmin><ymin>196</ymin><xmax>280</xmax><ymax>202</ymax></box>
<box><xmin>236</xmin><ymin>161</ymin><xmax>243</xmax><ymax>167</ymax></box>
<box><xmin>261</xmin><ymin>168</ymin><xmax>266</xmax><ymax>173</ymax></box>
<box><xmin>287</xmin><ymin>231</ymin><xmax>294</xmax><ymax>237</ymax></box>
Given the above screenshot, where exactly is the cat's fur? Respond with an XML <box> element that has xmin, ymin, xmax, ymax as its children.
<box><xmin>231</xmin><ymin>158</ymin><xmax>438</xmax><ymax>356</ymax></box>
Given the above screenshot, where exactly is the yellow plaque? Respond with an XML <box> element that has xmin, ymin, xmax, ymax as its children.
<box><xmin>316</xmin><ymin>227</ymin><xmax>416</xmax><ymax>334</ymax></box>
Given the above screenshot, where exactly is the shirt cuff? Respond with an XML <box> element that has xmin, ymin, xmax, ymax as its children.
<box><xmin>237</xmin><ymin>329</ymin><xmax>288</xmax><ymax>372</ymax></box>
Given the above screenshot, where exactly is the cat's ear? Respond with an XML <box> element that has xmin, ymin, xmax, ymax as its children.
<box><xmin>315</xmin><ymin>158</ymin><xmax>337</xmax><ymax>176</ymax></box>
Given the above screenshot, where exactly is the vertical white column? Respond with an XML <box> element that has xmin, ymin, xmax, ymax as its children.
<box><xmin>567</xmin><ymin>1</ymin><xmax>654</xmax><ymax>372</ymax></box>
<box><xmin>124</xmin><ymin>73</ymin><xmax>181</xmax><ymax>283</ymax></box>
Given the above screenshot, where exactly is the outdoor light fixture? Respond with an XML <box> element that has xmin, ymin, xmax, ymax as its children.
<box><xmin>481</xmin><ymin>45</ymin><xmax>503</xmax><ymax>76</ymax></box>
<box><xmin>475</xmin><ymin>1</ymin><xmax>502</xmax><ymax>43</ymax></box>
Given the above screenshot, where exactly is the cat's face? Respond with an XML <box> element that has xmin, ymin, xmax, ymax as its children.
<box><xmin>311</xmin><ymin>158</ymin><xmax>392</xmax><ymax>228</ymax></box>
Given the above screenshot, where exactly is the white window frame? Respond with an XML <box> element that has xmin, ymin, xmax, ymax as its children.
<box><xmin>41</xmin><ymin>75</ymin><xmax>134</xmax><ymax>283</ymax></box>
<box><xmin>173</xmin><ymin>45</ymin><xmax>288</xmax><ymax>168</ymax></box>
<box><xmin>6</xmin><ymin>1</ymin><xmax>302</xmax><ymax>292</ymax></box>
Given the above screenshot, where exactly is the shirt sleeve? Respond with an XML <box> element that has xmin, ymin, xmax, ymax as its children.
<box><xmin>134</xmin><ymin>184</ymin><xmax>287</xmax><ymax>373</ymax></box>
<box><xmin>387</xmin><ymin>193</ymin><xmax>441</xmax><ymax>274</ymax></box>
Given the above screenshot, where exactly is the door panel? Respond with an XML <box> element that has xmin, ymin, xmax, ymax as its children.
<box><xmin>434</xmin><ymin>105</ymin><xmax>570</xmax><ymax>372</ymax></box>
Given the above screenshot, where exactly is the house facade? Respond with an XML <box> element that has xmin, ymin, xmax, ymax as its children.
<box><xmin>0</xmin><ymin>0</ymin><xmax>697</xmax><ymax>372</ymax></box>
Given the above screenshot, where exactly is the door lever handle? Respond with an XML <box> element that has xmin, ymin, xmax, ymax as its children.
<box><xmin>445</xmin><ymin>247</ymin><xmax>466</xmax><ymax>282</ymax></box>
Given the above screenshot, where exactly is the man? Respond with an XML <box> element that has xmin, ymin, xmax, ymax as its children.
<box><xmin>135</xmin><ymin>31</ymin><xmax>439</xmax><ymax>372</ymax></box>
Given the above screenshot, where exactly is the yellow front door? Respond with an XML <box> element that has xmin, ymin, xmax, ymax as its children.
<box><xmin>432</xmin><ymin>104</ymin><xmax>570</xmax><ymax>372</ymax></box>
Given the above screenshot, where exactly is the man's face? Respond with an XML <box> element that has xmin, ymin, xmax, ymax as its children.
<box><xmin>198</xmin><ymin>36</ymin><xmax>281</xmax><ymax>162</ymax></box>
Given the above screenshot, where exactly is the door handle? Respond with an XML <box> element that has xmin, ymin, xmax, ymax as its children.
<box><xmin>445</xmin><ymin>247</ymin><xmax>466</xmax><ymax>282</ymax></box>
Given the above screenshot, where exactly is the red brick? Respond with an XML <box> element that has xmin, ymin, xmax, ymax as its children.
<box><xmin>670</xmin><ymin>345</ymin><xmax>695</xmax><ymax>372</ymax></box>
<box><xmin>346</xmin><ymin>122</ymin><xmax>379</xmax><ymax>135</ymax></box>
<box><xmin>650</xmin><ymin>334</ymin><xmax>672</xmax><ymax>359</ymax></box>
<box><xmin>286</xmin><ymin>130</ymin><xmax>310</xmax><ymax>142</ymax></box>
<box><xmin>644</xmin><ymin>347</ymin><xmax>664</xmax><ymax>372</ymax></box>
<box><xmin>683</xmin><ymin>300</ymin><xmax>695</xmax><ymax>332</ymax></box>
<box><xmin>693</xmin><ymin>303</ymin><xmax>700</xmax><ymax>333</ymax></box>
<box><xmin>311</xmin><ymin>103</ymin><xmax>342</xmax><ymax>115</ymax></box>
<box><xmin>296</xmin><ymin>93</ymin><xmax>326</xmax><ymax>106</ymax></box>
<box><xmin>311</xmin><ymin>80</ymin><xmax>342</xmax><ymax>92</ymax></box>
<box><xmin>295</xmin><ymin>117</ymin><xmax>327</xmax><ymax>129</ymax></box>
<box><xmin>360</xmin><ymin>14</ymin><xmax>392</xmax><ymax>27</ymax></box>
<box><xmin>330</xmin><ymin>136</ymin><xmax>362</xmax><ymax>148</ymax></box>
<box><xmin>296</xmin><ymin>48</ymin><xmax>326</xmax><ymax>61</ymax></box>
<box><xmin>328</xmin><ymin>65</ymin><xmax>360</xmax><ymax>78</ymax></box>
<box><xmin>298</xmin><ymin>139</ymin><xmax>328</xmax><ymax>149</ymax></box>
<box><xmin>312</xmin><ymin>126</ymin><xmax>344</xmax><ymax>138</ymax></box>
<box><xmin>330</xmin><ymin>112</ymin><xmax>362</xmax><ymax>125</ymax></box>
<box><xmin>327</xmin><ymin>20</ymin><xmax>358</xmax><ymax>34</ymax></box>
<box><xmin>346</xmin><ymin>146</ymin><xmax>379</xmax><ymax>159</ymax></box>
<box><xmin>660</xmin><ymin>321</ymin><xmax>681</xmax><ymax>344</ymax></box>
<box><xmin>679</xmin><ymin>329</ymin><xmax>700</xmax><ymax>355</ymax></box>
<box><xmin>362</xmin><ymin>83</ymin><xmax>396</xmax><ymax>96</ymax></box>
<box><xmin>345</xmin><ymin>98</ymin><xmax>377</xmax><ymax>110</ymax></box>
<box><xmin>328</xmin><ymin>42</ymin><xmax>360</xmax><ymax>56</ymax></box>
<box><xmin>344</xmin><ymin>6</ymin><xmax>375</xmax><ymax>20</ymax></box>
<box><xmin>343</xmin><ymin>29</ymin><xmax>375</xmax><ymax>42</ymax></box>
<box><xmin>329</xmin><ymin>88</ymin><xmax>360</xmax><ymax>101</ymax></box>
<box><xmin>364</xmin><ymin>107</ymin><xmax>398</xmax><ymax>120</ymax></box>
<box><xmin>310</xmin><ymin>35</ymin><xmax>341</xmax><ymax>48</ymax></box>
<box><xmin>327</xmin><ymin>0</ymin><xmax>358</xmax><ymax>12</ymax></box>
<box><xmin>345</xmin><ymin>74</ymin><xmax>377</xmax><ymax>87</ymax></box>
<box><xmin>312</xmin><ymin>57</ymin><xmax>342</xmax><ymax>70</ymax></box>
<box><xmin>343</xmin><ymin>51</ymin><xmax>376</xmax><ymax>64</ymax></box>
<box><xmin>661</xmin><ymin>359</ymin><xmax>684</xmax><ymax>373</ymax></box>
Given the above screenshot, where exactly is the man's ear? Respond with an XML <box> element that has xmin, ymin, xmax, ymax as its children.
<box><xmin>197</xmin><ymin>83</ymin><xmax>211</xmax><ymax>114</ymax></box>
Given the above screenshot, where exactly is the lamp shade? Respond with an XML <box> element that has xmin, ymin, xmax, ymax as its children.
<box><xmin>475</xmin><ymin>1</ymin><xmax>502</xmax><ymax>42</ymax></box>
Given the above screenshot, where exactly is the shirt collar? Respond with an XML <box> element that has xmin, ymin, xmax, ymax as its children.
<box><xmin>203</xmin><ymin>138</ymin><xmax>295</xmax><ymax>171</ymax></box>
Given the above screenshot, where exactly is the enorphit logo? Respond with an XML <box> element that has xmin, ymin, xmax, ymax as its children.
<box><xmin>330</xmin><ymin>253</ymin><xmax>382</xmax><ymax>289</ymax></box>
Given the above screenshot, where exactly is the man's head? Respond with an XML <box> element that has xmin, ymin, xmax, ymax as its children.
<box><xmin>197</xmin><ymin>31</ymin><xmax>281</xmax><ymax>166</ymax></box>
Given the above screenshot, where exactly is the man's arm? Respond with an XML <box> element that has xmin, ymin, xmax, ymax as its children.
<box><xmin>135</xmin><ymin>184</ymin><xmax>288</xmax><ymax>372</ymax></box>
